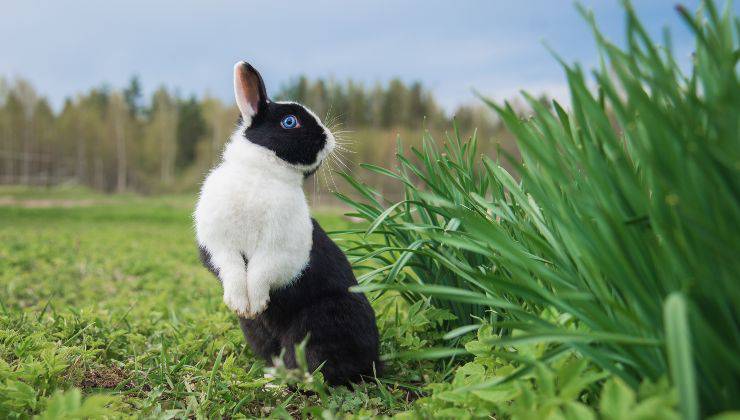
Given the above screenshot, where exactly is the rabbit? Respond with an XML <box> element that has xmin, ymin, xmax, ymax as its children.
<box><xmin>195</xmin><ymin>61</ymin><xmax>381</xmax><ymax>385</ymax></box>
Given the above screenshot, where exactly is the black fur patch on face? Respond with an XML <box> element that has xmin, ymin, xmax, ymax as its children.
<box><xmin>244</xmin><ymin>102</ymin><xmax>327</xmax><ymax>168</ymax></box>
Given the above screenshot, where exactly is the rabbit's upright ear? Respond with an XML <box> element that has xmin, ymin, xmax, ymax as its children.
<box><xmin>234</xmin><ymin>61</ymin><xmax>268</xmax><ymax>125</ymax></box>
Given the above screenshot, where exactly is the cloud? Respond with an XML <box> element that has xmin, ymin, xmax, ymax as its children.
<box><xmin>0</xmin><ymin>0</ymin><xmax>702</xmax><ymax>112</ymax></box>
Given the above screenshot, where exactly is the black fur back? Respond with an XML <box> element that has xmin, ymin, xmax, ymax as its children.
<box><xmin>200</xmin><ymin>219</ymin><xmax>381</xmax><ymax>385</ymax></box>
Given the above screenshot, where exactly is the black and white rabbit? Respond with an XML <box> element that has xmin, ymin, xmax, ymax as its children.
<box><xmin>195</xmin><ymin>62</ymin><xmax>381</xmax><ymax>385</ymax></box>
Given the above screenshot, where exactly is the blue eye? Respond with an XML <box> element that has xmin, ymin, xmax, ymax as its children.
<box><xmin>280</xmin><ymin>115</ymin><xmax>299</xmax><ymax>129</ymax></box>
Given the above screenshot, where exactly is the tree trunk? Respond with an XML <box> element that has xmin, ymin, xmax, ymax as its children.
<box><xmin>211</xmin><ymin>113</ymin><xmax>221</xmax><ymax>165</ymax></box>
<box><xmin>2</xmin><ymin>117</ymin><xmax>13</xmax><ymax>184</ymax></box>
<box><xmin>160</xmin><ymin>124</ymin><xmax>169</xmax><ymax>185</ymax></box>
<box><xmin>115</xmin><ymin>112</ymin><xmax>127</xmax><ymax>192</ymax></box>
<box><xmin>76</xmin><ymin>119</ymin><xmax>86</xmax><ymax>185</ymax></box>
<box><xmin>94</xmin><ymin>157</ymin><xmax>104</xmax><ymax>191</ymax></box>
<box><xmin>160</xmin><ymin>111</ymin><xmax>176</xmax><ymax>186</ymax></box>
<box><xmin>21</xmin><ymin>122</ymin><xmax>31</xmax><ymax>184</ymax></box>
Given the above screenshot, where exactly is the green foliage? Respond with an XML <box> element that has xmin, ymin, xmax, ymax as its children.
<box><xmin>402</xmin><ymin>322</ymin><xmax>678</xmax><ymax>419</ymax></box>
<box><xmin>340</xmin><ymin>0</ymin><xmax>739</xmax><ymax>416</ymax></box>
<box><xmin>175</xmin><ymin>96</ymin><xmax>208</xmax><ymax>169</ymax></box>
<box><xmin>0</xmin><ymin>190</ymin><xmax>463</xmax><ymax>418</ymax></box>
<box><xmin>35</xmin><ymin>389</ymin><xmax>119</xmax><ymax>420</ymax></box>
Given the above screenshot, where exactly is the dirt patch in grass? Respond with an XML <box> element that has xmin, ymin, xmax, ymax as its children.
<box><xmin>79</xmin><ymin>366</ymin><xmax>133</xmax><ymax>390</ymax></box>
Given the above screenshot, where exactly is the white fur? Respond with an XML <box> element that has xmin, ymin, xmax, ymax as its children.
<box><xmin>194</xmin><ymin>119</ymin><xmax>335</xmax><ymax>318</ymax></box>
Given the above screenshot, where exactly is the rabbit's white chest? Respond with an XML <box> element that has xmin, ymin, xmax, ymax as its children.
<box><xmin>195</xmin><ymin>164</ymin><xmax>311</xmax><ymax>265</ymax></box>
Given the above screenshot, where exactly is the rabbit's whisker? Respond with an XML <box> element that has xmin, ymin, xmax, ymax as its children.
<box><xmin>330</xmin><ymin>153</ymin><xmax>352</xmax><ymax>173</ymax></box>
<box><xmin>319</xmin><ymin>164</ymin><xmax>332</xmax><ymax>193</ymax></box>
<box><xmin>326</xmin><ymin>161</ymin><xmax>339</xmax><ymax>192</ymax></box>
<box><xmin>333</xmin><ymin>154</ymin><xmax>354</xmax><ymax>171</ymax></box>
<box><xmin>335</xmin><ymin>145</ymin><xmax>356</xmax><ymax>154</ymax></box>
<box><xmin>334</xmin><ymin>138</ymin><xmax>355</xmax><ymax>146</ymax></box>
<box><xmin>333</xmin><ymin>148</ymin><xmax>355</xmax><ymax>163</ymax></box>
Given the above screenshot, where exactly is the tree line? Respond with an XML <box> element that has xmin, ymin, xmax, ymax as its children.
<box><xmin>0</xmin><ymin>76</ymin><xmax>501</xmax><ymax>193</ymax></box>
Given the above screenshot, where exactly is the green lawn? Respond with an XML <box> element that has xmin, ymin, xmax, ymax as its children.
<box><xmin>0</xmin><ymin>189</ymin><xmax>439</xmax><ymax>418</ymax></box>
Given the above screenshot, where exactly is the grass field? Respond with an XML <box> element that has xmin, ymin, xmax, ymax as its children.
<box><xmin>0</xmin><ymin>187</ymin><xmax>448</xmax><ymax>418</ymax></box>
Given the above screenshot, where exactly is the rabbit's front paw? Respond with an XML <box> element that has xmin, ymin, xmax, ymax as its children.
<box><xmin>244</xmin><ymin>285</ymin><xmax>270</xmax><ymax>318</ymax></box>
<box><xmin>247</xmin><ymin>295</ymin><xmax>269</xmax><ymax>318</ymax></box>
<box><xmin>223</xmin><ymin>281</ymin><xmax>251</xmax><ymax>317</ymax></box>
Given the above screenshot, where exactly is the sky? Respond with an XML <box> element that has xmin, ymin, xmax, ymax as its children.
<box><xmin>0</xmin><ymin>0</ymin><xmax>710</xmax><ymax>113</ymax></box>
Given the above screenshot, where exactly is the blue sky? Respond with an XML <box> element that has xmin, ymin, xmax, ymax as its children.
<box><xmin>1</xmin><ymin>0</ymin><xmax>707</xmax><ymax>112</ymax></box>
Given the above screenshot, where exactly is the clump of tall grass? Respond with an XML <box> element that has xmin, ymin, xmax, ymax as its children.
<box><xmin>336</xmin><ymin>1</ymin><xmax>738</xmax><ymax>417</ymax></box>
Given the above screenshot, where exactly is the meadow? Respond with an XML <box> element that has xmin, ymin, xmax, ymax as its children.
<box><xmin>0</xmin><ymin>188</ymin><xmax>403</xmax><ymax>418</ymax></box>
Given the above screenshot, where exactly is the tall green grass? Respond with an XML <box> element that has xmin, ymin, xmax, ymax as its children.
<box><xmin>337</xmin><ymin>1</ymin><xmax>738</xmax><ymax>416</ymax></box>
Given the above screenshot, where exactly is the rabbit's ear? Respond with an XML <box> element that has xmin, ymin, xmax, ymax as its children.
<box><xmin>234</xmin><ymin>61</ymin><xmax>268</xmax><ymax>124</ymax></box>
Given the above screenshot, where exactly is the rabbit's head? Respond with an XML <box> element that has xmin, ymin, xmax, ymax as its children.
<box><xmin>233</xmin><ymin>61</ymin><xmax>335</xmax><ymax>176</ymax></box>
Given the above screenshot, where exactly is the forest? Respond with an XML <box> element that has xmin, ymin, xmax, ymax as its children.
<box><xmin>0</xmin><ymin>76</ymin><xmax>505</xmax><ymax>195</ymax></box>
